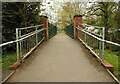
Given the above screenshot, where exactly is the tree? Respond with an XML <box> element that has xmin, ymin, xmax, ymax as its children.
<box><xmin>57</xmin><ymin>2</ymin><xmax>86</xmax><ymax>29</ymax></box>
<box><xmin>2</xmin><ymin>2</ymin><xmax>42</xmax><ymax>42</ymax></box>
<box><xmin>86</xmin><ymin>2</ymin><xmax>118</xmax><ymax>40</ymax></box>
<box><xmin>2</xmin><ymin>2</ymin><xmax>42</xmax><ymax>52</ymax></box>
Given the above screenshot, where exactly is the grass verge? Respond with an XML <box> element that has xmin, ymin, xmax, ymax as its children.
<box><xmin>104</xmin><ymin>50</ymin><xmax>120</xmax><ymax>76</ymax></box>
<box><xmin>2</xmin><ymin>53</ymin><xmax>17</xmax><ymax>70</ymax></box>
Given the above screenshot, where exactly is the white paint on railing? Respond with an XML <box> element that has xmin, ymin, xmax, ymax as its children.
<box><xmin>0</xmin><ymin>28</ymin><xmax>45</xmax><ymax>47</ymax></box>
<box><xmin>16</xmin><ymin>27</ymin><xmax>45</xmax><ymax>60</ymax></box>
<box><xmin>77</xmin><ymin>24</ymin><xmax>120</xmax><ymax>84</ymax></box>
<box><xmin>16</xmin><ymin>24</ymin><xmax>44</xmax><ymax>30</ymax></box>
<box><xmin>77</xmin><ymin>27</ymin><xmax>120</xmax><ymax>47</ymax></box>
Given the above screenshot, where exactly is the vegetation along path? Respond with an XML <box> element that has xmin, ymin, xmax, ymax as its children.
<box><xmin>7</xmin><ymin>33</ymin><xmax>115</xmax><ymax>82</ymax></box>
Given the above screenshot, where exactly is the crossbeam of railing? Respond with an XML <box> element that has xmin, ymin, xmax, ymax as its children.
<box><xmin>17</xmin><ymin>24</ymin><xmax>44</xmax><ymax>30</ymax></box>
<box><xmin>0</xmin><ymin>29</ymin><xmax>45</xmax><ymax>47</ymax></box>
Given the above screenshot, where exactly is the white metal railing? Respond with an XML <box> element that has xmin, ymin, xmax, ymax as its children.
<box><xmin>16</xmin><ymin>25</ymin><xmax>45</xmax><ymax>60</ymax></box>
<box><xmin>77</xmin><ymin>24</ymin><xmax>120</xmax><ymax>83</ymax></box>
<box><xmin>77</xmin><ymin>24</ymin><xmax>120</xmax><ymax>61</ymax></box>
<box><xmin>77</xmin><ymin>24</ymin><xmax>105</xmax><ymax>61</ymax></box>
<box><xmin>1</xmin><ymin>25</ymin><xmax>45</xmax><ymax>83</ymax></box>
<box><xmin>0</xmin><ymin>24</ymin><xmax>45</xmax><ymax>62</ymax></box>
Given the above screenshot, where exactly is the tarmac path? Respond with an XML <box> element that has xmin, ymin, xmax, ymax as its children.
<box><xmin>7</xmin><ymin>33</ymin><xmax>115</xmax><ymax>82</ymax></box>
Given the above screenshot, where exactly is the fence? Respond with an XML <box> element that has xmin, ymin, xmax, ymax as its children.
<box><xmin>16</xmin><ymin>24</ymin><xmax>45</xmax><ymax>60</ymax></box>
<box><xmin>66</xmin><ymin>24</ymin><xmax>74</xmax><ymax>39</ymax></box>
<box><xmin>77</xmin><ymin>24</ymin><xmax>120</xmax><ymax>81</ymax></box>
<box><xmin>1</xmin><ymin>25</ymin><xmax>45</xmax><ymax>82</ymax></box>
<box><xmin>48</xmin><ymin>23</ymin><xmax>57</xmax><ymax>38</ymax></box>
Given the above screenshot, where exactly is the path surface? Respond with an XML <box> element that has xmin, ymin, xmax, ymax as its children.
<box><xmin>8</xmin><ymin>33</ymin><xmax>115</xmax><ymax>82</ymax></box>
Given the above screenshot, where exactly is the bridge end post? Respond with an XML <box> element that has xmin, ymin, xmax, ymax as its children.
<box><xmin>40</xmin><ymin>16</ymin><xmax>48</xmax><ymax>40</ymax></box>
<box><xmin>74</xmin><ymin>15</ymin><xmax>82</xmax><ymax>40</ymax></box>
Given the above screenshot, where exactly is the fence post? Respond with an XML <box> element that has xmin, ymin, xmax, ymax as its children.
<box><xmin>74</xmin><ymin>15</ymin><xmax>82</xmax><ymax>40</ymax></box>
<box><xmin>36</xmin><ymin>27</ymin><xmax>38</xmax><ymax>44</ymax></box>
<box><xmin>85</xmin><ymin>32</ymin><xmax>87</xmax><ymax>43</ymax></box>
<box><xmin>101</xmin><ymin>27</ymin><xmax>105</xmax><ymax>61</ymax></box>
<box><xmin>16</xmin><ymin>28</ymin><xmax>19</xmax><ymax>61</ymax></box>
<box><xmin>19</xmin><ymin>30</ymin><xmax>22</xmax><ymax>56</ymax></box>
<box><xmin>99</xmin><ymin>29</ymin><xmax>102</xmax><ymax>59</ymax></box>
<box><xmin>40</xmin><ymin>16</ymin><xmax>48</xmax><ymax>40</ymax></box>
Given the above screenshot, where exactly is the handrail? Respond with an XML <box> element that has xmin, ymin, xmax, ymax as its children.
<box><xmin>77</xmin><ymin>25</ymin><xmax>120</xmax><ymax>84</ymax></box>
<box><xmin>1</xmin><ymin>25</ymin><xmax>45</xmax><ymax>84</ymax></box>
<box><xmin>78</xmin><ymin>23</ymin><xmax>103</xmax><ymax>38</ymax></box>
<box><xmin>19</xmin><ymin>28</ymin><xmax>45</xmax><ymax>39</ymax></box>
<box><xmin>77</xmin><ymin>27</ymin><xmax>120</xmax><ymax>47</ymax></box>
<box><xmin>16</xmin><ymin>24</ymin><xmax>44</xmax><ymax>30</ymax></box>
<box><xmin>77</xmin><ymin>27</ymin><xmax>102</xmax><ymax>41</ymax></box>
<box><xmin>0</xmin><ymin>28</ymin><xmax>45</xmax><ymax>47</ymax></box>
<box><xmin>81</xmin><ymin>23</ymin><xmax>104</xmax><ymax>29</ymax></box>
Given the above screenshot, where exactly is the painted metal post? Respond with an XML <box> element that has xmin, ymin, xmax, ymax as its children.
<box><xmin>99</xmin><ymin>29</ymin><xmax>102</xmax><ymax>58</ymax></box>
<box><xmin>84</xmin><ymin>25</ymin><xmax>87</xmax><ymax>43</ymax></box>
<box><xmin>26</xmin><ymin>35</ymin><xmax>28</xmax><ymax>52</ymax></box>
<box><xmin>19</xmin><ymin>30</ymin><xmax>22</xmax><ymax>56</ymax></box>
<box><xmin>101</xmin><ymin>27</ymin><xmax>105</xmax><ymax>61</ymax></box>
<box><xmin>85</xmin><ymin>30</ymin><xmax>87</xmax><ymax>43</ymax></box>
<box><xmin>16</xmin><ymin>28</ymin><xmax>19</xmax><ymax>61</ymax></box>
<box><xmin>36</xmin><ymin>27</ymin><xmax>38</xmax><ymax>44</ymax></box>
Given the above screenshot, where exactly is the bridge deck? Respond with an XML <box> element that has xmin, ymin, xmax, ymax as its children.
<box><xmin>8</xmin><ymin>33</ymin><xmax>114</xmax><ymax>82</ymax></box>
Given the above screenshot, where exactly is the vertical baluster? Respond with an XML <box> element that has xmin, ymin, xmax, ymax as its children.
<box><xmin>26</xmin><ymin>37</ymin><xmax>30</xmax><ymax>53</ymax></box>
<box><xmin>99</xmin><ymin>29</ymin><xmax>102</xmax><ymax>59</ymax></box>
<box><xmin>19</xmin><ymin>30</ymin><xmax>22</xmax><ymax>57</ymax></box>
<box><xmin>101</xmin><ymin>27</ymin><xmax>105</xmax><ymax>61</ymax></box>
<box><xmin>26</xmin><ymin>30</ymin><xmax>30</xmax><ymax>53</ymax></box>
<box><xmin>16</xmin><ymin>28</ymin><xmax>19</xmax><ymax>61</ymax></box>
<box><xmin>85</xmin><ymin>31</ymin><xmax>86</xmax><ymax>43</ymax></box>
<box><xmin>21</xmin><ymin>36</ymin><xmax>23</xmax><ymax>56</ymax></box>
<box><xmin>36</xmin><ymin>27</ymin><xmax>38</xmax><ymax>45</ymax></box>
